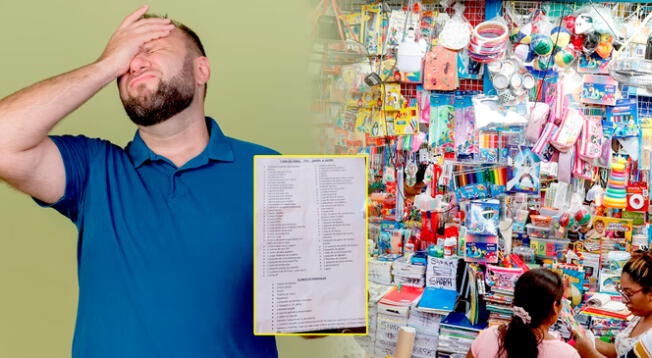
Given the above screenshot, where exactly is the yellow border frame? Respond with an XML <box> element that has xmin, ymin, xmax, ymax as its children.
<box><xmin>253</xmin><ymin>155</ymin><xmax>369</xmax><ymax>336</ymax></box>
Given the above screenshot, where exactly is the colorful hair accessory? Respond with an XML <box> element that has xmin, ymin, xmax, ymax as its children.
<box><xmin>468</xmin><ymin>21</ymin><xmax>508</xmax><ymax>63</ymax></box>
<box><xmin>512</xmin><ymin>306</ymin><xmax>532</xmax><ymax>324</ymax></box>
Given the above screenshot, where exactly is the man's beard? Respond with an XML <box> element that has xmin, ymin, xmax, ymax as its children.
<box><xmin>121</xmin><ymin>57</ymin><xmax>195</xmax><ymax>127</ymax></box>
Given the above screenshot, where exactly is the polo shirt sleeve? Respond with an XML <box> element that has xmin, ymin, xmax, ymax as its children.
<box><xmin>33</xmin><ymin>135</ymin><xmax>107</xmax><ymax>223</ymax></box>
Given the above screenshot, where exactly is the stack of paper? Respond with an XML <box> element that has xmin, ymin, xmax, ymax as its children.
<box><xmin>437</xmin><ymin>312</ymin><xmax>487</xmax><ymax>354</ymax></box>
<box><xmin>375</xmin><ymin>285</ymin><xmax>424</xmax><ymax>357</ymax></box>
<box><xmin>393</xmin><ymin>259</ymin><xmax>427</xmax><ymax>288</ymax></box>
<box><xmin>354</xmin><ymin>302</ymin><xmax>378</xmax><ymax>355</ymax></box>
<box><xmin>355</xmin><ymin>282</ymin><xmax>392</xmax><ymax>356</ymax></box>
<box><xmin>374</xmin><ymin>313</ymin><xmax>408</xmax><ymax>357</ymax></box>
<box><xmin>589</xmin><ymin>315</ymin><xmax>630</xmax><ymax>338</ymax></box>
<box><xmin>579</xmin><ymin>303</ymin><xmax>633</xmax><ymax>321</ymax></box>
<box><xmin>580</xmin><ymin>291</ymin><xmax>632</xmax><ymax>321</ymax></box>
<box><xmin>369</xmin><ymin>259</ymin><xmax>394</xmax><ymax>285</ymax></box>
<box><xmin>408</xmin><ymin>308</ymin><xmax>442</xmax><ymax>358</ymax></box>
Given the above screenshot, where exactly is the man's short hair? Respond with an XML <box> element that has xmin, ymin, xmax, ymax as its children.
<box><xmin>143</xmin><ymin>14</ymin><xmax>206</xmax><ymax>57</ymax></box>
<box><xmin>143</xmin><ymin>13</ymin><xmax>207</xmax><ymax>97</ymax></box>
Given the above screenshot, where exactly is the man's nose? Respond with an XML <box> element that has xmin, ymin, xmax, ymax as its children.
<box><xmin>129</xmin><ymin>53</ymin><xmax>150</xmax><ymax>74</ymax></box>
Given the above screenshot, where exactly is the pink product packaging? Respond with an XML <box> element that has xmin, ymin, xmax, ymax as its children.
<box><xmin>578</xmin><ymin>115</ymin><xmax>603</xmax><ymax>161</ymax></box>
<box><xmin>418</xmin><ymin>87</ymin><xmax>430</xmax><ymax>124</ymax></box>
<box><xmin>557</xmin><ymin>148</ymin><xmax>574</xmax><ymax>183</ymax></box>
<box><xmin>532</xmin><ymin>122</ymin><xmax>558</xmax><ymax>162</ymax></box>
<box><xmin>573</xmin><ymin>154</ymin><xmax>594</xmax><ymax>180</ymax></box>
<box><xmin>550</xmin><ymin>108</ymin><xmax>584</xmax><ymax>152</ymax></box>
<box><xmin>525</xmin><ymin>102</ymin><xmax>551</xmax><ymax>143</ymax></box>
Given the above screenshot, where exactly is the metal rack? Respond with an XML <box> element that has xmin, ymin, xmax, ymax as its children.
<box><xmin>313</xmin><ymin>0</ymin><xmax>652</xmax><ymax>155</ymax></box>
<box><xmin>503</xmin><ymin>1</ymin><xmax>652</xmax><ymax>20</ymax></box>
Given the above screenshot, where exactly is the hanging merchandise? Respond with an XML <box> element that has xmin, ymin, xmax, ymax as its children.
<box><xmin>468</xmin><ymin>20</ymin><xmax>509</xmax><ymax>63</ymax></box>
<box><xmin>605</xmin><ymin>99</ymin><xmax>640</xmax><ymax>138</ymax></box>
<box><xmin>314</xmin><ymin>1</ymin><xmax>652</xmax><ymax>356</ymax></box>
<box><xmin>626</xmin><ymin>183</ymin><xmax>649</xmax><ymax>212</ymax></box>
<box><xmin>550</xmin><ymin>108</ymin><xmax>584</xmax><ymax>151</ymax></box>
<box><xmin>361</xmin><ymin>4</ymin><xmax>383</xmax><ymax>55</ymax></box>
<box><xmin>577</xmin><ymin>115</ymin><xmax>603</xmax><ymax>161</ymax></box>
<box><xmin>454</xmin><ymin>94</ymin><xmax>477</xmax><ymax>155</ymax></box>
<box><xmin>581</xmin><ymin>74</ymin><xmax>618</xmax><ymax>106</ymax></box>
<box><xmin>397</xmin><ymin>28</ymin><xmax>428</xmax><ymax>73</ymax></box>
<box><xmin>603</xmin><ymin>158</ymin><xmax>628</xmax><ymax>209</ymax></box>
<box><xmin>487</xmin><ymin>57</ymin><xmax>535</xmax><ymax>104</ymax></box>
<box><xmin>507</xmin><ymin>148</ymin><xmax>541</xmax><ymax>194</ymax></box>
<box><xmin>385</xmin><ymin>9</ymin><xmax>421</xmax><ymax>54</ymax></box>
<box><xmin>428</xmin><ymin>93</ymin><xmax>455</xmax><ymax>151</ymax></box>
<box><xmin>423</xmin><ymin>46</ymin><xmax>458</xmax><ymax>91</ymax></box>
<box><xmin>439</xmin><ymin>2</ymin><xmax>472</xmax><ymax>51</ymax></box>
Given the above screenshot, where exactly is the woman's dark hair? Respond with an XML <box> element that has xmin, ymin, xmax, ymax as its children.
<box><xmin>623</xmin><ymin>250</ymin><xmax>652</xmax><ymax>292</ymax></box>
<box><xmin>498</xmin><ymin>268</ymin><xmax>564</xmax><ymax>358</ymax></box>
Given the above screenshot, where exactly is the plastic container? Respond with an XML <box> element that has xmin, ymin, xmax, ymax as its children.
<box><xmin>444</xmin><ymin>237</ymin><xmax>457</xmax><ymax>258</ymax></box>
<box><xmin>513</xmin><ymin>245</ymin><xmax>535</xmax><ymax>264</ymax></box>
<box><xmin>530</xmin><ymin>215</ymin><xmax>553</xmax><ymax>228</ymax></box>
<box><xmin>530</xmin><ymin>237</ymin><xmax>570</xmax><ymax>259</ymax></box>
<box><xmin>526</xmin><ymin>224</ymin><xmax>551</xmax><ymax>239</ymax></box>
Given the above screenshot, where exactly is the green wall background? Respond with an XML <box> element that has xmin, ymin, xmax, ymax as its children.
<box><xmin>0</xmin><ymin>1</ymin><xmax>362</xmax><ymax>357</ymax></box>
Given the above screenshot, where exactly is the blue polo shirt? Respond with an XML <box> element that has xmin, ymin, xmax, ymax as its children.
<box><xmin>37</xmin><ymin>117</ymin><xmax>278</xmax><ymax>357</ymax></box>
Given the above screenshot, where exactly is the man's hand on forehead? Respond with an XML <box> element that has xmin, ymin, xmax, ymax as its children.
<box><xmin>96</xmin><ymin>5</ymin><xmax>175</xmax><ymax>78</ymax></box>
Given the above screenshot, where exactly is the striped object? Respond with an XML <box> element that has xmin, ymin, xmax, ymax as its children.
<box><xmin>603</xmin><ymin>159</ymin><xmax>628</xmax><ymax>209</ymax></box>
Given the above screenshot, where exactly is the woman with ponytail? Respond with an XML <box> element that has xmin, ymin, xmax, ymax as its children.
<box><xmin>575</xmin><ymin>249</ymin><xmax>652</xmax><ymax>358</ymax></box>
<box><xmin>467</xmin><ymin>268</ymin><xmax>580</xmax><ymax>358</ymax></box>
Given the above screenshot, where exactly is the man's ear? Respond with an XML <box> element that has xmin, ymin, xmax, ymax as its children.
<box><xmin>194</xmin><ymin>56</ymin><xmax>211</xmax><ymax>87</ymax></box>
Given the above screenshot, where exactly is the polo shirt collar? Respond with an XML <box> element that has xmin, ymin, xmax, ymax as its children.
<box><xmin>127</xmin><ymin>117</ymin><xmax>234</xmax><ymax>168</ymax></box>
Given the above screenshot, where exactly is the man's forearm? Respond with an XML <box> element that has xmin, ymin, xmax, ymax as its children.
<box><xmin>0</xmin><ymin>59</ymin><xmax>116</xmax><ymax>153</ymax></box>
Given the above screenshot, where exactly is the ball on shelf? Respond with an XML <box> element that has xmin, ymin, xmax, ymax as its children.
<box><xmin>530</xmin><ymin>34</ymin><xmax>554</xmax><ymax>56</ymax></box>
<box><xmin>550</xmin><ymin>27</ymin><xmax>571</xmax><ymax>49</ymax></box>
<box><xmin>511</xmin><ymin>23</ymin><xmax>533</xmax><ymax>44</ymax></box>
<box><xmin>559</xmin><ymin>212</ymin><xmax>570</xmax><ymax>227</ymax></box>
<box><xmin>513</xmin><ymin>43</ymin><xmax>532</xmax><ymax>62</ymax></box>
<box><xmin>562</xmin><ymin>15</ymin><xmax>577</xmax><ymax>32</ymax></box>
<box><xmin>596</xmin><ymin>41</ymin><xmax>613</xmax><ymax>59</ymax></box>
<box><xmin>554</xmin><ymin>48</ymin><xmax>576</xmax><ymax>67</ymax></box>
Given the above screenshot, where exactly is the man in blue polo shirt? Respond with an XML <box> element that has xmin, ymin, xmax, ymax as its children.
<box><xmin>0</xmin><ymin>5</ymin><xmax>278</xmax><ymax>357</ymax></box>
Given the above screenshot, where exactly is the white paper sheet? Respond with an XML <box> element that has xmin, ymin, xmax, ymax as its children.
<box><xmin>254</xmin><ymin>156</ymin><xmax>367</xmax><ymax>334</ymax></box>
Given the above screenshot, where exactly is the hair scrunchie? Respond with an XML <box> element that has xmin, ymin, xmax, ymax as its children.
<box><xmin>512</xmin><ymin>306</ymin><xmax>532</xmax><ymax>325</ymax></box>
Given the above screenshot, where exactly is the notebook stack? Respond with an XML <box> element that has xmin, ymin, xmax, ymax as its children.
<box><xmin>416</xmin><ymin>287</ymin><xmax>458</xmax><ymax>315</ymax></box>
<box><xmin>484</xmin><ymin>290</ymin><xmax>513</xmax><ymax>326</ymax></box>
<box><xmin>579</xmin><ymin>293</ymin><xmax>633</xmax><ymax>321</ymax></box>
<box><xmin>437</xmin><ymin>312</ymin><xmax>487</xmax><ymax>355</ymax></box>
<box><xmin>375</xmin><ymin>285</ymin><xmax>424</xmax><ymax>357</ymax></box>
